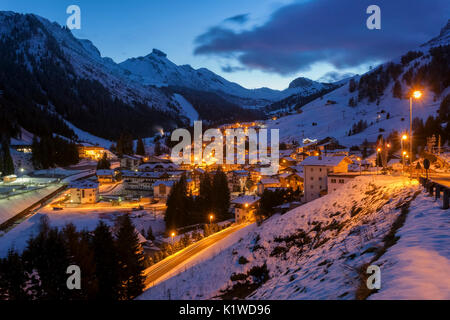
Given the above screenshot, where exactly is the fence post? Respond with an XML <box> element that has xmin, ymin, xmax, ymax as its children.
<box><xmin>429</xmin><ymin>183</ymin><xmax>434</xmax><ymax>196</ymax></box>
<box><xmin>435</xmin><ymin>185</ymin><xmax>440</xmax><ymax>199</ymax></box>
<box><xmin>443</xmin><ymin>189</ymin><xmax>449</xmax><ymax>210</ymax></box>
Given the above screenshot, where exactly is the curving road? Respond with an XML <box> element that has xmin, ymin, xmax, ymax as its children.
<box><xmin>143</xmin><ymin>223</ymin><xmax>249</xmax><ymax>289</ymax></box>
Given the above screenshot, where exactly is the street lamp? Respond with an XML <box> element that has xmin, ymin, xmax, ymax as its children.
<box><xmin>170</xmin><ymin>231</ymin><xmax>175</xmax><ymax>245</ymax></box>
<box><xmin>376</xmin><ymin>148</ymin><xmax>382</xmax><ymax>175</ymax></box>
<box><xmin>409</xmin><ymin>90</ymin><xmax>422</xmax><ymax>173</ymax></box>
<box><xmin>357</xmin><ymin>157</ymin><xmax>362</xmax><ymax>175</ymax></box>
<box><xmin>209</xmin><ymin>214</ymin><xmax>214</xmax><ymax>225</ymax></box>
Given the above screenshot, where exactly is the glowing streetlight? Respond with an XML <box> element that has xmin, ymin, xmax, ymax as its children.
<box><xmin>170</xmin><ymin>231</ymin><xmax>175</xmax><ymax>244</ymax></box>
<box><xmin>402</xmin><ymin>134</ymin><xmax>408</xmax><ymax>141</ymax></box>
<box><xmin>209</xmin><ymin>214</ymin><xmax>214</xmax><ymax>225</ymax></box>
<box><xmin>409</xmin><ymin>90</ymin><xmax>422</xmax><ymax>174</ymax></box>
<box><xmin>244</xmin><ymin>203</ymin><xmax>249</xmax><ymax>208</ymax></box>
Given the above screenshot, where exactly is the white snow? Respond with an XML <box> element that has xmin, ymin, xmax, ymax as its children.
<box><xmin>138</xmin><ymin>176</ymin><xmax>449</xmax><ymax>300</ymax></box>
<box><xmin>172</xmin><ymin>93</ymin><xmax>199</xmax><ymax>124</ymax></box>
<box><xmin>369</xmin><ymin>192</ymin><xmax>450</xmax><ymax>300</ymax></box>
<box><xmin>0</xmin><ymin>184</ymin><xmax>62</xmax><ymax>226</ymax></box>
<box><xmin>62</xmin><ymin>119</ymin><xmax>113</xmax><ymax>149</ymax></box>
<box><xmin>0</xmin><ymin>207</ymin><xmax>165</xmax><ymax>258</ymax></box>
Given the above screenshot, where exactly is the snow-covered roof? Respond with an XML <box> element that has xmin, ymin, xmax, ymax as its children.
<box><xmin>138</xmin><ymin>162</ymin><xmax>179</xmax><ymax>171</ymax></box>
<box><xmin>121</xmin><ymin>171</ymin><xmax>167</xmax><ymax>179</ymax></box>
<box><xmin>68</xmin><ymin>180</ymin><xmax>99</xmax><ymax>189</ymax></box>
<box><xmin>259</xmin><ymin>178</ymin><xmax>280</xmax><ymax>185</ymax></box>
<box><xmin>300</xmin><ymin>156</ymin><xmax>351</xmax><ymax>167</ymax></box>
<box><xmin>96</xmin><ymin>169</ymin><xmax>115</xmax><ymax>176</ymax></box>
<box><xmin>153</xmin><ymin>180</ymin><xmax>176</xmax><ymax>187</ymax></box>
<box><xmin>122</xmin><ymin>154</ymin><xmax>144</xmax><ymax>160</ymax></box>
<box><xmin>388</xmin><ymin>159</ymin><xmax>401</xmax><ymax>166</ymax></box>
<box><xmin>231</xmin><ymin>195</ymin><xmax>260</xmax><ymax>205</ymax></box>
<box><xmin>289</xmin><ymin>165</ymin><xmax>304</xmax><ymax>173</ymax></box>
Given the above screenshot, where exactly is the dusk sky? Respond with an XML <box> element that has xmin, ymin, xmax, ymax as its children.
<box><xmin>2</xmin><ymin>0</ymin><xmax>449</xmax><ymax>89</ymax></box>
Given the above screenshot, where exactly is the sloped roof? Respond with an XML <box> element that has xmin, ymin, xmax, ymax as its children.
<box><xmin>300</xmin><ymin>156</ymin><xmax>351</xmax><ymax>167</ymax></box>
<box><xmin>231</xmin><ymin>195</ymin><xmax>260</xmax><ymax>205</ymax></box>
<box><xmin>153</xmin><ymin>180</ymin><xmax>176</xmax><ymax>187</ymax></box>
<box><xmin>259</xmin><ymin>178</ymin><xmax>280</xmax><ymax>185</ymax></box>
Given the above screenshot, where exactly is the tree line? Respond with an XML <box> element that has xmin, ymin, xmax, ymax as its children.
<box><xmin>165</xmin><ymin>169</ymin><xmax>231</xmax><ymax>230</ymax></box>
<box><xmin>0</xmin><ymin>215</ymin><xmax>146</xmax><ymax>300</ymax></box>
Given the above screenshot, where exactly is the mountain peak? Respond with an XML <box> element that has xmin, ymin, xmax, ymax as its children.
<box><xmin>421</xmin><ymin>19</ymin><xmax>450</xmax><ymax>48</ymax></box>
<box><xmin>288</xmin><ymin>77</ymin><xmax>315</xmax><ymax>89</ymax></box>
<box><xmin>151</xmin><ymin>48</ymin><xmax>167</xmax><ymax>58</ymax></box>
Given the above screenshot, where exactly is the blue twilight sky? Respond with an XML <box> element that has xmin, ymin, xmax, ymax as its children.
<box><xmin>1</xmin><ymin>0</ymin><xmax>449</xmax><ymax>90</ymax></box>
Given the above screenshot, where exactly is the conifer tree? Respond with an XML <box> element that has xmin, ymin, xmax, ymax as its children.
<box><xmin>93</xmin><ymin>221</ymin><xmax>120</xmax><ymax>300</ymax></box>
<box><xmin>96</xmin><ymin>152</ymin><xmax>111</xmax><ymax>170</ymax></box>
<box><xmin>115</xmin><ymin>215</ymin><xmax>145</xmax><ymax>300</ymax></box>
<box><xmin>212</xmin><ymin>168</ymin><xmax>231</xmax><ymax>220</ymax></box>
<box><xmin>136</xmin><ymin>138</ymin><xmax>146</xmax><ymax>156</ymax></box>
<box><xmin>0</xmin><ymin>249</ymin><xmax>27</xmax><ymax>300</ymax></box>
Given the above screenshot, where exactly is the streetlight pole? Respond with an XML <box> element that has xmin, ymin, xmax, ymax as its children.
<box><xmin>409</xmin><ymin>90</ymin><xmax>422</xmax><ymax>177</ymax></box>
<box><xmin>409</xmin><ymin>96</ymin><xmax>413</xmax><ymax>171</ymax></box>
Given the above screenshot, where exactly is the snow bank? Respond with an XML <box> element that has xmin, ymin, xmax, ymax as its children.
<box><xmin>370</xmin><ymin>192</ymin><xmax>450</xmax><ymax>300</ymax></box>
<box><xmin>140</xmin><ymin>176</ymin><xmax>437</xmax><ymax>300</ymax></box>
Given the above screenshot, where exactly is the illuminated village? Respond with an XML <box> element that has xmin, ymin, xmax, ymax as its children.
<box><xmin>0</xmin><ymin>4</ymin><xmax>449</xmax><ymax>303</ymax></box>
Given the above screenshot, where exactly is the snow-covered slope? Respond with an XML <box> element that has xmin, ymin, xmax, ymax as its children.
<box><xmin>120</xmin><ymin>49</ymin><xmax>333</xmax><ymax>107</ymax></box>
<box><xmin>140</xmin><ymin>176</ymin><xmax>450</xmax><ymax>300</ymax></box>
<box><xmin>265</xmin><ymin>22</ymin><xmax>450</xmax><ymax>147</ymax></box>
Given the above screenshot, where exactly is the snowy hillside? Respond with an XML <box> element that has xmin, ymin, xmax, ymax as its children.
<box><xmin>265</xmin><ymin>21</ymin><xmax>450</xmax><ymax>147</ymax></box>
<box><xmin>120</xmin><ymin>49</ymin><xmax>334</xmax><ymax>107</ymax></box>
<box><xmin>139</xmin><ymin>176</ymin><xmax>449</xmax><ymax>300</ymax></box>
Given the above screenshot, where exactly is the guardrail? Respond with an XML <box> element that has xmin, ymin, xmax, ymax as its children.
<box><xmin>418</xmin><ymin>177</ymin><xmax>449</xmax><ymax>209</ymax></box>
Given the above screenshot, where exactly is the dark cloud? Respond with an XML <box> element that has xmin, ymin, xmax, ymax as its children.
<box><xmin>317</xmin><ymin>71</ymin><xmax>356</xmax><ymax>83</ymax></box>
<box><xmin>223</xmin><ymin>13</ymin><xmax>250</xmax><ymax>25</ymax></box>
<box><xmin>194</xmin><ymin>0</ymin><xmax>450</xmax><ymax>75</ymax></box>
<box><xmin>221</xmin><ymin>65</ymin><xmax>247</xmax><ymax>73</ymax></box>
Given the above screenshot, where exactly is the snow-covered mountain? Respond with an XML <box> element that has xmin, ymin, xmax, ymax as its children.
<box><xmin>120</xmin><ymin>49</ymin><xmax>335</xmax><ymax>107</ymax></box>
<box><xmin>0</xmin><ymin>11</ymin><xmax>195</xmax><ymax>141</ymax></box>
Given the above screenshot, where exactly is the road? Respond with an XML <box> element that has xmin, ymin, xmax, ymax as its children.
<box><xmin>143</xmin><ymin>223</ymin><xmax>249</xmax><ymax>289</ymax></box>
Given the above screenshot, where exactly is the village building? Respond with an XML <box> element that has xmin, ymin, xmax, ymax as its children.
<box><xmin>3</xmin><ymin>175</ymin><xmax>17</xmax><ymax>183</ymax></box>
<box><xmin>153</xmin><ymin>180</ymin><xmax>176</xmax><ymax>199</ymax></box>
<box><xmin>120</xmin><ymin>154</ymin><xmax>145</xmax><ymax>171</ymax></box>
<box><xmin>387</xmin><ymin>158</ymin><xmax>403</xmax><ymax>171</ymax></box>
<box><xmin>96</xmin><ymin>169</ymin><xmax>121</xmax><ymax>184</ymax></box>
<box><xmin>301</xmin><ymin>155</ymin><xmax>353</xmax><ymax>202</ymax></box>
<box><xmin>122</xmin><ymin>170</ymin><xmax>170</xmax><ymax>194</ymax></box>
<box><xmin>231</xmin><ymin>195</ymin><xmax>260</xmax><ymax>223</ymax></box>
<box><xmin>257</xmin><ymin>178</ymin><xmax>281</xmax><ymax>195</ymax></box>
<box><xmin>228</xmin><ymin>170</ymin><xmax>249</xmax><ymax>193</ymax></box>
<box><xmin>280</xmin><ymin>156</ymin><xmax>297</xmax><ymax>168</ymax></box>
<box><xmin>138</xmin><ymin>162</ymin><xmax>179</xmax><ymax>172</ymax></box>
<box><xmin>279</xmin><ymin>172</ymin><xmax>303</xmax><ymax>191</ymax></box>
<box><xmin>78</xmin><ymin>144</ymin><xmax>116</xmax><ymax>161</ymax></box>
<box><xmin>327</xmin><ymin>172</ymin><xmax>360</xmax><ymax>194</ymax></box>
<box><xmin>67</xmin><ymin>180</ymin><xmax>99</xmax><ymax>205</ymax></box>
